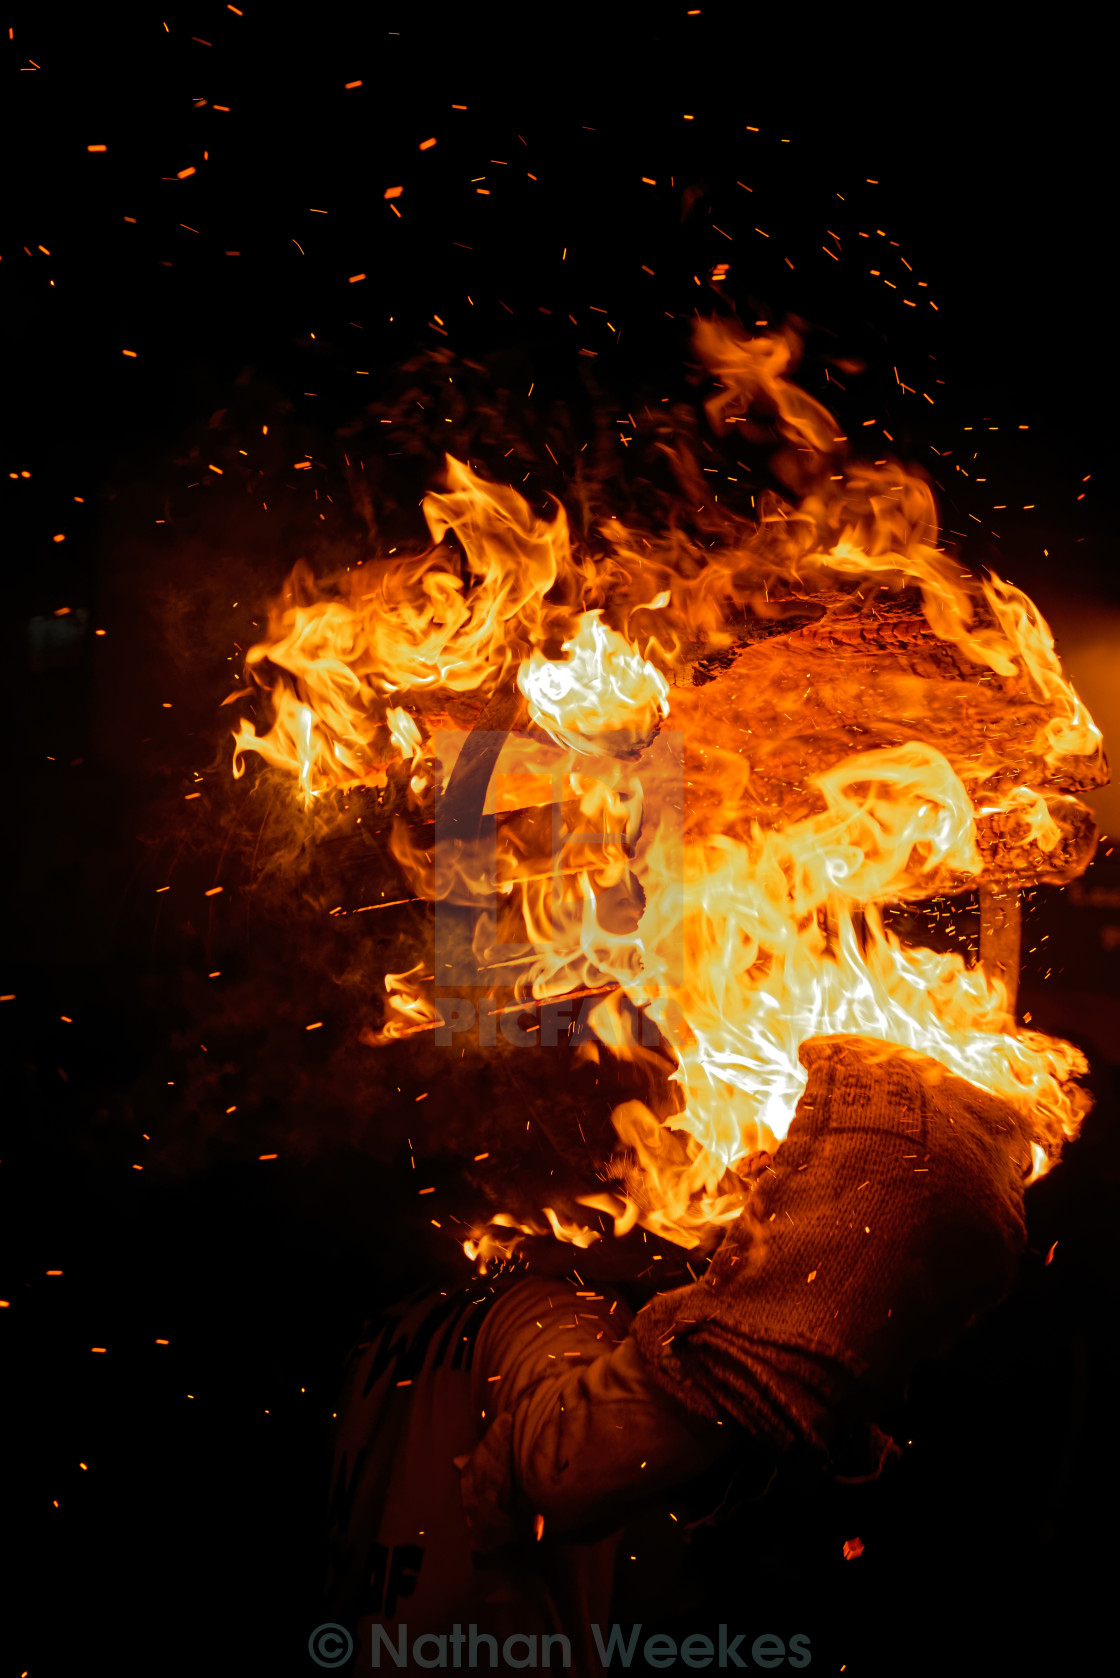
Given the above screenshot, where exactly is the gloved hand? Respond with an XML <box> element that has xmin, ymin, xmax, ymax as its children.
<box><xmin>630</xmin><ymin>1034</ymin><xmax>1034</xmax><ymax>1457</ymax></box>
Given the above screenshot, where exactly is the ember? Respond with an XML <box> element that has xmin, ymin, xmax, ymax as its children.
<box><xmin>230</xmin><ymin>318</ymin><xmax>1105</xmax><ymax>1249</ymax></box>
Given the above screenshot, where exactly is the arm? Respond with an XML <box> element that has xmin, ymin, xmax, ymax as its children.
<box><xmin>460</xmin><ymin>1277</ymin><xmax>731</xmax><ymax>1550</ymax></box>
<box><xmin>631</xmin><ymin>1036</ymin><xmax>1032</xmax><ymax>1447</ymax></box>
<box><xmin>460</xmin><ymin>1035</ymin><xmax>1033</xmax><ymax>1547</ymax></box>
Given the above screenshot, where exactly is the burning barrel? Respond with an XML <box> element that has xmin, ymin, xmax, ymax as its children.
<box><xmin>229</xmin><ymin>318</ymin><xmax>1106</xmax><ymax>1252</ymax></box>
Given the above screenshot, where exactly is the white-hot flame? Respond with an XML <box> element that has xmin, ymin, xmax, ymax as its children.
<box><xmin>519</xmin><ymin>609</ymin><xmax>670</xmax><ymax>754</ymax></box>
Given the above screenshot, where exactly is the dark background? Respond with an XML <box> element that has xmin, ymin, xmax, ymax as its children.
<box><xmin>2</xmin><ymin>7</ymin><xmax>1117</xmax><ymax>1675</ymax></box>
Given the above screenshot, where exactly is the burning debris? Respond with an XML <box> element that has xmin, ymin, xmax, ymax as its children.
<box><xmin>228</xmin><ymin>317</ymin><xmax>1106</xmax><ymax>1251</ymax></box>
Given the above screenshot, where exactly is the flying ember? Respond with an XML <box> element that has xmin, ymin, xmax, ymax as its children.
<box><xmin>230</xmin><ymin>318</ymin><xmax>1106</xmax><ymax>1250</ymax></box>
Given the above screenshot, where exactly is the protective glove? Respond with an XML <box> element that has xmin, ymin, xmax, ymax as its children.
<box><xmin>630</xmin><ymin>1034</ymin><xmax>1034</xmax><ymax>1456</ymax></box>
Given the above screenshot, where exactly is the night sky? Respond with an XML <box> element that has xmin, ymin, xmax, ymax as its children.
<box><xmin>3</xmin><ymin>9</ymin><xmax>1118</xmax><ymax>1676</ymax></box>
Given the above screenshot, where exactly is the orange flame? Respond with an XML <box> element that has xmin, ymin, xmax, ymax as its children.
<box><xmin>230</xmin><ymin>319</ymin><xmax>1105</xmax><ymax>1249</ymax></box>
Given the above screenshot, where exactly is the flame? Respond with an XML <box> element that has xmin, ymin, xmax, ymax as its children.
<box><xmin>232</xmin><ymin>457</ymin><xmax>574</xmax><ymax>799</ymax></box>
<box><xmin>378</xmin><ymin>962</ymin><xmax>438</xmax><ymax>1040</ymax></box>
<box><xmin>519</xmin><ymin>609</ymin><xmax>670</xmax><ymax>754</ymax></box>
<box><xmin>231</xmin><ymin>318</ymin><xmax>1105</xmax><ymax>1249</ymax></box>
